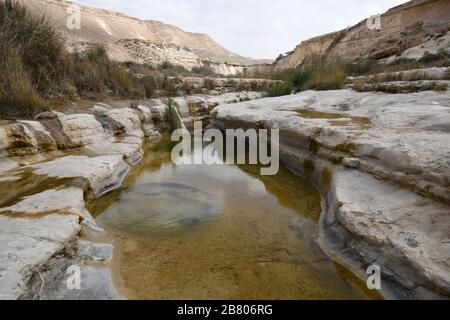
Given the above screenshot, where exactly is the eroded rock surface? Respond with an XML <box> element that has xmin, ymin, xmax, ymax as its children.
<box><xmin>250</xmin><ymin>0</ymin><xmax>450</xmax><ymax>73</ymax></box>
<box><xmin>212</xmin><ymin>89</ymin><xmax>450</xmax><ymax>299</ymax></box>
<box><xmin>0</xmin><ymin>92</ymin><xmax>263</xmax><ymax>300</ymax></box>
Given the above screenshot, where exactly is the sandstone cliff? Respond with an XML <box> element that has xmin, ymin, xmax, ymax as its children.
<box><xmin>251</xmin><ymin>0</ymin><xmax>450</xmax><ymax>72</ymax></box>
<box><xmin>20</xmin><ymin>0</ymin><xmax>270</xmax><ymax>74</ymax></box>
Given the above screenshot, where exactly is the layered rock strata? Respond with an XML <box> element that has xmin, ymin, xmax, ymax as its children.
<box><xmin>0</xmin><ymin>91</ymin><xmax>262</xmax><ymax>300</ymax></box>
<box><xmin>211</xmin><ymin>89</ymin><xmax>450</xmax><ymax>299</ymax></box>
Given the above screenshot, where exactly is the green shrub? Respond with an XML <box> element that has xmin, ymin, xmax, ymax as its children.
<box><xmin>302</xmin><ymin>60</ymin><xmax>345</xmax><ymax>90</ymax></box>
<box><xmin>226</xmin><ymin>79</ymin><xmax>238</xmax><ymax>90</ymax></box>
<box><xmin>265</xmin><ymin>82</ymin><xmax>293</xmax><ymax>97</ymax></box>
<box><xmin>70</xmin><ymin>45</ymin><xmax>144</xmax><ymax>98</ymax></box>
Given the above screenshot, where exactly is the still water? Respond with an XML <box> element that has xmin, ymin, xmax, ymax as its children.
<box><xmin>91</xmin><ymin>136</ymin><xmax>378</xmax><ymax>300</ymax></box>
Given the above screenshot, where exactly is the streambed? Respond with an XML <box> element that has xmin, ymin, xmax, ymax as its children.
<box><xmin>91</xmin><ymin>136</ymin><xmax>379</xmax><ymax>300</ymax></box>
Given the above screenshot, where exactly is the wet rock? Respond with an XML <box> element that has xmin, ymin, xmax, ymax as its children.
<box><xmin>57</xmin><ymin>113</ymin><xmax>108</xmax><ymax>146</ymax></box>
<box><xmin>0</xmin><ymin>188</ymin><xmax>87</xmax><ymax>300</ymax></box>
<box><xmin>0</xmin><ymin>91</ymin><xmax>265</xmax><ymax>300</ymax></box>
<box><xmin>212</xmin><ymin>89</ymin><xmax>450</xmax><ymax>298</ymax></box>
<box><xmin>38</xmin><ymin>264</ymin><xmax>122</xmax><ymax>300</ymax></box>
<box><xmin>77</xmin><ymin>240</ymin><xmax>113</xmax><ymax>262</ymax></box>
<box><xmin>31</xmin><ymin>155</ymin><xmax>130</xmax><ymax>197</ymax></box>
<box><xmin>324</xmin><ymin>170</ymin><xmax>450</xmax><ymax>298</ymax></box>
<box><xmin>34</xmin><ymin>111</ymin><xmax>60</xmax><ymax>120</ymax></box>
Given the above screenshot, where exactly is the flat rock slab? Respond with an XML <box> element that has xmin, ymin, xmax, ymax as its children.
<box><xmin>38</xmin><ymin>264</ymin><xmax>122</xmax><ymax>300</ymax></box>
<box><xmin>212</xmin><ymin>88</ymin><xmax>450</xmax><ymax>298</ymax></box>
<box><xmin>0</xmin><ymin>188</ymin><xmax>87</xmax><ymax>300</ymax></box>
<box><xmin>31</xmin><ymin>155</ymin><xmax>130</xmax><ymax>197</ymax></box>
<box><xmin>331</xmin><ymin>169</ymin><xmax>450</xmax><ymax>296</ymax></box>
<box><xmin>213</xmin><ymin>89</ymin><xmax>450</xmax><ymax>203</ymax></box>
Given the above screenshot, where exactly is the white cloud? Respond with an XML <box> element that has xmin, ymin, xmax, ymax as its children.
<box><xmin>73</xmin><ymin>0</ymin><xmax>407</xmax><ymax>59</ymax></box>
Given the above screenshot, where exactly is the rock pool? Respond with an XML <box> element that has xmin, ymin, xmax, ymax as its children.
<box><xmin>91</xmin><ymin>136</ymin><xmax>379</xmax><ymax>300</ymax></box>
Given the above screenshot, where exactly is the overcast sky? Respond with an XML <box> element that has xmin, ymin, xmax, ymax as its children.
<box><xmin>74</xmin><ymin>0</ymin><xmax>407</xmax><ymax>59</ymax></box>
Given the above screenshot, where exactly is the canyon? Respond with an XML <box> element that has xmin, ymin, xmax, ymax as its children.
<box><xmin>0</xmin><ymin>87</ymin><xmax>449</xmax><ymax>299</ymax></box>
<box><xmin>0</xmin><ymin>0</ymin><xmax>449</xmax><ymax>301</ymax></box>
<box><xmin>248</xmin><ymin>0</ymin><xmax>450</xmax><ymax>73</ymax></box>
<box><xmin>0</xmin><ymin>92</ymin><xmax>264</xmax><ymax>299</ymax></box>
<box><xmin>20</xmin><ymin>0</ymin><xmax>271</xmax><ymax>75</ymax></box>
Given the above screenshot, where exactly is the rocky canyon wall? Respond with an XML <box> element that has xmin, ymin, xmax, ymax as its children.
<box><xmin>251</xmin><ymin>0</ymin><xmax>450</xmax><ymax>73</ymax></box>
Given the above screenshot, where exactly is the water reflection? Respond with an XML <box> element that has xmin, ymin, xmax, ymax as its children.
<box><xmin>92</xmin><ymin>135</ymin><xmax>380</xmax><ymax>300</ymax></box>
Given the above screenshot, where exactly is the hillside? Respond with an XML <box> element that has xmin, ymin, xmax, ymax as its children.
<box><xmin>250</xmin><ymin>0</ymin><xmax>450</xmax><ymax>72</ymax></box>
<box><xmin>21</xmin><ymin>0</ymin><xmax>271</xmax><ymax>73</ymax></box>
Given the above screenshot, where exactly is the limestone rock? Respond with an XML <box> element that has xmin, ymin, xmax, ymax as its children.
<box><xmin>31</xmin><ymin>155</ymin><xmax>130</xmax><ymax>197</ymax></box>
<box><xmin>212</xmin><ymin>88</ymin><xmax>450</xmax><ymax>298</ymax></box>
<box><xmin>0</xmin><ymin>188</ymin><xmax>87</xmax><ymax>300</ymax></box>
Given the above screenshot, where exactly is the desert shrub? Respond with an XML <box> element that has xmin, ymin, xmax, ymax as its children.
<box><xmin>181</xmin><ymin>80</ymin><xmax>193</xmax><ymax>95</ymax></box>
<box><xmin>140</xmin><ymin>75</ymin><xmax>159</xmax><ymax>98</ymax></box>
<box><xmin>191</xmin><ymin>66</ymin><xmax>216</xmax><ymax>77</ymax></box>
<box><xmin>204</xmin><ymin>78</ymin><xmax>217</xmax><ymax>90</ymax></box>
<box><xmin>0</xmin><ymin>1</ymin><xmax>163</xmax><ymax>115</ymax></box>
<box><xmin>159</xmin><ymin>61</ymin><xmax>190</xmax><ymax>76</ymax></box>
<box><xmin>301</xmin><ymin>59</ymin><xmax>345</xmax><ymax>90</ymax></box>
<box><xmin>237</xmin><ymin>81</ymin><xmax>250</xmax><ymax>91</ymax></box>
<box><xmin>343</xmin><ymin>59</ymin><xmax>379</xmax><ymax>76</ymax></box>
<box><xmin>123</xmin><ymin>61</ymin><xmax>156</xmax><ymax>76</ymax></box>
<box><xmin>249</xmin><ymin>58</ymin><xmax>345</xmax><ymax>94</ymax></box>
<box><xmin>250</xmin><ymin>80</ymin><xmax>259</xmax><ymax>91</ymax></box>
<box><xmin>0</xmin><ymin>41</ymin><xmax>48</xmax><ymax>115</ymax></box>
<box><xmin>429</xmin><ymin>82</ymin><xmax>448</xmax><ymax>91</ymax></box>
<box><xmin>0</xmin><ymin>0</ymin><xmax>68</xmax><ymax>92</ymax></box>
<box><xmin>162</xmin><ymin>77</ymin><xmax>179</xmax><ymax>97</ymax></box>
<box><xmin>226</xmin><ymin>79</ymin><xmax>238</xmax><ymax>90</ymax></box>
<box><xmin>265</xmin><ymin>82</ymin><xmax>293</xmax><ymax>97</ymax></box>
<box><xmin>445</xmin><ymin>70</ymin><xmax>450</xmax><ymax>80</ymax></box>
<box><xmin>108</xmin><ymin>61</ymin><xmax>136</xmax><ymax>96</ymax></box>
<box><xmin>70</xmin><ymin>45</ymin><xmax>144</xmax><ymax>98</ymax></box>
<box><xmin>351</xmin><ymin>80</ymin><xmax>367</xmax><ymax>92</ymax></box>
<box><xmin>268</xmin><ymin>68</ymin><xmax>311</xmax><ymax>88</ymax></box>
<box><xmin>419</xmin><ymin>51</ymin><xmax>450</xmax><ymax>65</ymax></box>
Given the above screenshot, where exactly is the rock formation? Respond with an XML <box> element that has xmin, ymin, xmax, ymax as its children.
<box><xmin>20</xmin><ymin>0</ymin><xmax>271</xmax><ymax>74</ymax></box>
<box><xmin>212</xmin><ymin>89</ymin><xmax>450</xmax><ymax>299</ymax></box>
<box><xmin>249</xmin><ymin>0</ymin><xmax>450</xmax><ymax>73</ymax></box>
<box><xmin>0</xmin><ymin>91</ymin><xmax>263</xmax><ymax>300</ymax></box>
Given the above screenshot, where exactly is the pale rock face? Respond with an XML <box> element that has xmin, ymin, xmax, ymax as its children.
<box><xmin>0</xmin><ymin>159</ymin><xmax>18</xmax><ymax>175</ymax></box>
<box><xmin>330</xmin><ymin>170</ymin><xmax>450</xmax><ymax>294</ymax></box>
<box><xmin>212</xmin><ymin>88</ymin><xmax>450</xmax><ymax>298</ymax></box>
<box><xmin>31</xmin><ymin>155</ymin><xmax>130</xmax><ymax>197</ymax></box>
<box><xmin>0</xmin><ymin>92</ymin><xmax>266</xmax><ymax>300</ymax></box>
<box><xmin>20</xmin><ymin>0</ymin><xmax>271</xmax><ymax>74</ymax></box>
<box><xmin>0</xmin><ymin>214</ymin><xmax>81</xmax><ymax>300</ymax></box>
<box><xmin>347</xmin><ymin>67</ymin><xmax>450</xmax><ymax>83</ymax></box>
<box><xmin>0</xmin><ymin>188</ymin><xmax>86</xmax><ymax>216</ymax></box>
<box><xmin>268</xmin><ymin>0</ymin><xmax>450</xmax><ymax>70</ymax></box>
<box><xmin>58</xmin><ymin>113</ymin><xmax>108</xmax><ymax>146</ymax></box>
<box><xmin>397</xmin><ymin>31</ymin><xmax>450</xmax><ymax>60</ymax></box>
<box><xmin>0</xmin><ymin>188</ymin><xmax>87</xmax><ymax>300</ymax></box>
<box><xmin>208</xmin><ymin>63</ymin><xmax>246</xmax><ymax>76</ymax></box>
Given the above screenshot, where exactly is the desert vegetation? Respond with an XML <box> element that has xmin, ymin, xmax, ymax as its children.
<box><xmin>0</xmin><ymin>1</ymin><xmax>247</xmax><ymax>117</ymax></box>
<box><xmin>253</xmin><ymin>52</ymin><xmax>450</xmax><ymax>97</ymax></box>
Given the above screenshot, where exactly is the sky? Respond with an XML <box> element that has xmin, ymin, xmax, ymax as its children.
<box><xmin>73</xmin><ymin>0</ymin><xmax>407</xmax><ymax>59</ymax></box>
